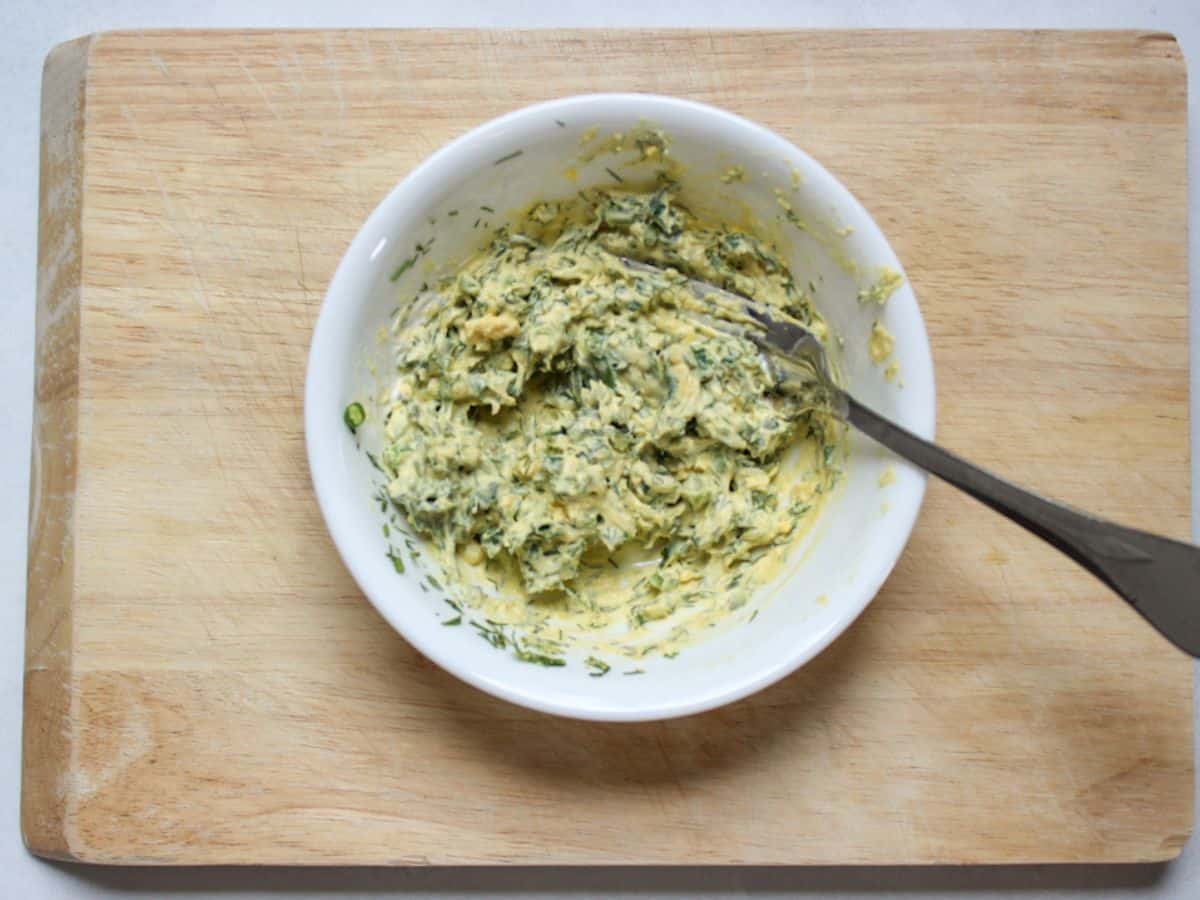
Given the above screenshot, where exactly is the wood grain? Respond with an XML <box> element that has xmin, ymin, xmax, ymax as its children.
<box><xmin>23</xmin><ymin>34</ymin><xmax>90</xmax><ymax>863</ymax></box>
<box><xmin>24</xmin><ymin>29</ymin><xmax>1192</xmax><ymax>865</ymax></box>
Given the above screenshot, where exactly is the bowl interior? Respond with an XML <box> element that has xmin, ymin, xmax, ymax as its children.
<box><xmin>306</xmin><ymin>94</ymin><xmax>935</xmax><ymax>721</ymax></box>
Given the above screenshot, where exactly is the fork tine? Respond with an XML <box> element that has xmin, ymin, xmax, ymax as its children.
<box><xmin>617</xmin><ymin>255</ymin><xmax>836</xmax><ymax>394</ymax></box>
<box><xmin>675</xmin><ymin>308</ymin><xmax>753</xmax><ymax>341</ymax></box>
<box><xmin>618</xmin><ymin>255</ymin><xmax>765</xmax><ymax>333</ymax></box>
<box><xmin>617</xmin><ymin>255</ymin><xmax>818</xmax><ymax>343</ymax></box>
<box><xmin>742</xmin><ymin>303</ymin><xmax>772</xmax><ymax>327</ymax></box>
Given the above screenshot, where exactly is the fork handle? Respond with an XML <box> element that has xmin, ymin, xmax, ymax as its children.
<box><xmin>845</xmin><ymin>394</ymin><xmax>1200</xmax><ymax>657</ymax></box>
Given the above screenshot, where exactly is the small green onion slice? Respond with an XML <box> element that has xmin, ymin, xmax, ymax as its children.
<box><xmin>343</xmin><ymin>402</ymin><xmax>366</xmax><ymax>434</ymax></box>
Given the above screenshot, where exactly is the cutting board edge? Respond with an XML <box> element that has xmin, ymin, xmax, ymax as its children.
<box><xmin>16</xmin><ymin>836</ymin><xmax>1195</xmax><ymax>867</ymax></box>
<box><xmin>53</xmin><ymin>25</ymin><xmax>1194</xmax><ymax>44</ymax></box>
<box><xmin>22</xmin><ymin>33</ymin><xmax>95</xmax><ymax>863</ymax></box>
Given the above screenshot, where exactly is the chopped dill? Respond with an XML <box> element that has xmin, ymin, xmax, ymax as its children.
<box><xmin>514</xmin><ymin>643</ymin><xmax>566</xmax><ymax>667</ymax></box>
<box><xmin>389</xmin><ymin>256</ymin><xmax>416</xmax><ymax>282</ymax></box>
<box><xmin>471</xmin><ymin>620</ymin><xmax>507</xmax><ymax>649</ymax></box>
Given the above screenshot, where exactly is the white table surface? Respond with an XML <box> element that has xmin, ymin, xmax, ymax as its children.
<box><xmin>2</xmin><ymin>1</ymin><xmax>1197</xmax><ymax>896</ymax></box>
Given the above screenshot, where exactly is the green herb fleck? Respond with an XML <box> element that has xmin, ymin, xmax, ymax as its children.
<box><xmin>514</xmin><ymin>643</ymin><xmax>566</xmax><ymax>667</ymax></box>
<box><xmin>447</xmin><ymin>209</ymin><xmax>459</xmax><ymax>217</ymax></box>
<box><xmin>493</xmin><ymin>150</ymin><xmax>524</xmax><ymax>166</ymax></box>
<box><xmin>427</xmin><ymin>574</ymin><xmax>442</xmax><ymax>590</ymax></box>
<box><xmin>604</xmin><ymin>166</ymin><xmax>624</xmax><ymax>183</ymax></box>
<box><xmin>343</xmin><ymin>402</ymin><xmax>366</xmax><ymax>434</ymax></box>
<box><xmin>389</xmin><ymin>256</ymin><xmax>417</xmax><ymax>282</ymax></box>
<box><xmin>365</xmin><ymin>450</ymin><xmax>383</xmax><ymax>472</ymax></box>
<box><xmin>442</xmin><ymin>615</ymin><xmax>462</xmax><ymax>627</ymax></box>
<box><xmin>585</xmin><ymin>656</ymin><xmax>611</xmax><ymax>677</ymax></box>
<box><xmin>623</xmin><ymin>668</ymin><xmax>646</xmax><ymax>676</ymax></box>
<box><xmin>480</xmin><ymin>205</ymin><xmax>495</xmax><ymax>213</ymax></box>
<box><xmin>471</xmin><ymin>620</ymin><xmax>508</xmax><ymax>649</ymax></box>
<box><xmin>554</xmin><ymin>119</ymin><xmax>566</xmax><ymax>128</ymax></box>
<box><xmin>386</xmin><ymin>547</ymin><xmax>405</xmax><ymax>574</ymax></box>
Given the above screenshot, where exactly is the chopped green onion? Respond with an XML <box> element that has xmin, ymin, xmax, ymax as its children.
<box><xmin>343</xmin><ymin>402</ymin><xmax>366</xmax><ymax>434</ymax></box>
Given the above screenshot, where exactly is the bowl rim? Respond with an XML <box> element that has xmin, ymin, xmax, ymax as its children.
<box><xmin>305</xmin><ymin>92</ymin><xmax>937</xmax><ymax>721</ymax></box>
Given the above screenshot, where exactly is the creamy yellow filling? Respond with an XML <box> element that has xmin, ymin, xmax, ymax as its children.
<box><xmin>381</xmin><ymin>182</ymin><xmax>842</xmax><ymax>656</ymax></box>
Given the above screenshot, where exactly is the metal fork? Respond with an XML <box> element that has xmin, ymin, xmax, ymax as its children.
<box><xmin>623</xmin><ymin>258</ymin><xmax>1200</xmax><ymax>657</ymax></box>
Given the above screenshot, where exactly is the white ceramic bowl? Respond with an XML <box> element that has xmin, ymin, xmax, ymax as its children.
<box><xmin>306</xmin><ymin>94</ymin><xmax>935</xmax><ymax>721</ymax></box>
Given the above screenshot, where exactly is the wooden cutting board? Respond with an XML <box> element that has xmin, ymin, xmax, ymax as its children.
<box><xmin>24</xmin><ymin>29</ymin><xmax>1192</xmax><ymax>866</ymax></box>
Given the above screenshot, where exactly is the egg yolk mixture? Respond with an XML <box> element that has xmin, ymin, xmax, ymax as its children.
<box><xmin>381</xmin><ymin>181</ymin><xmax>842</xmax><ymax>655</ymax></box>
